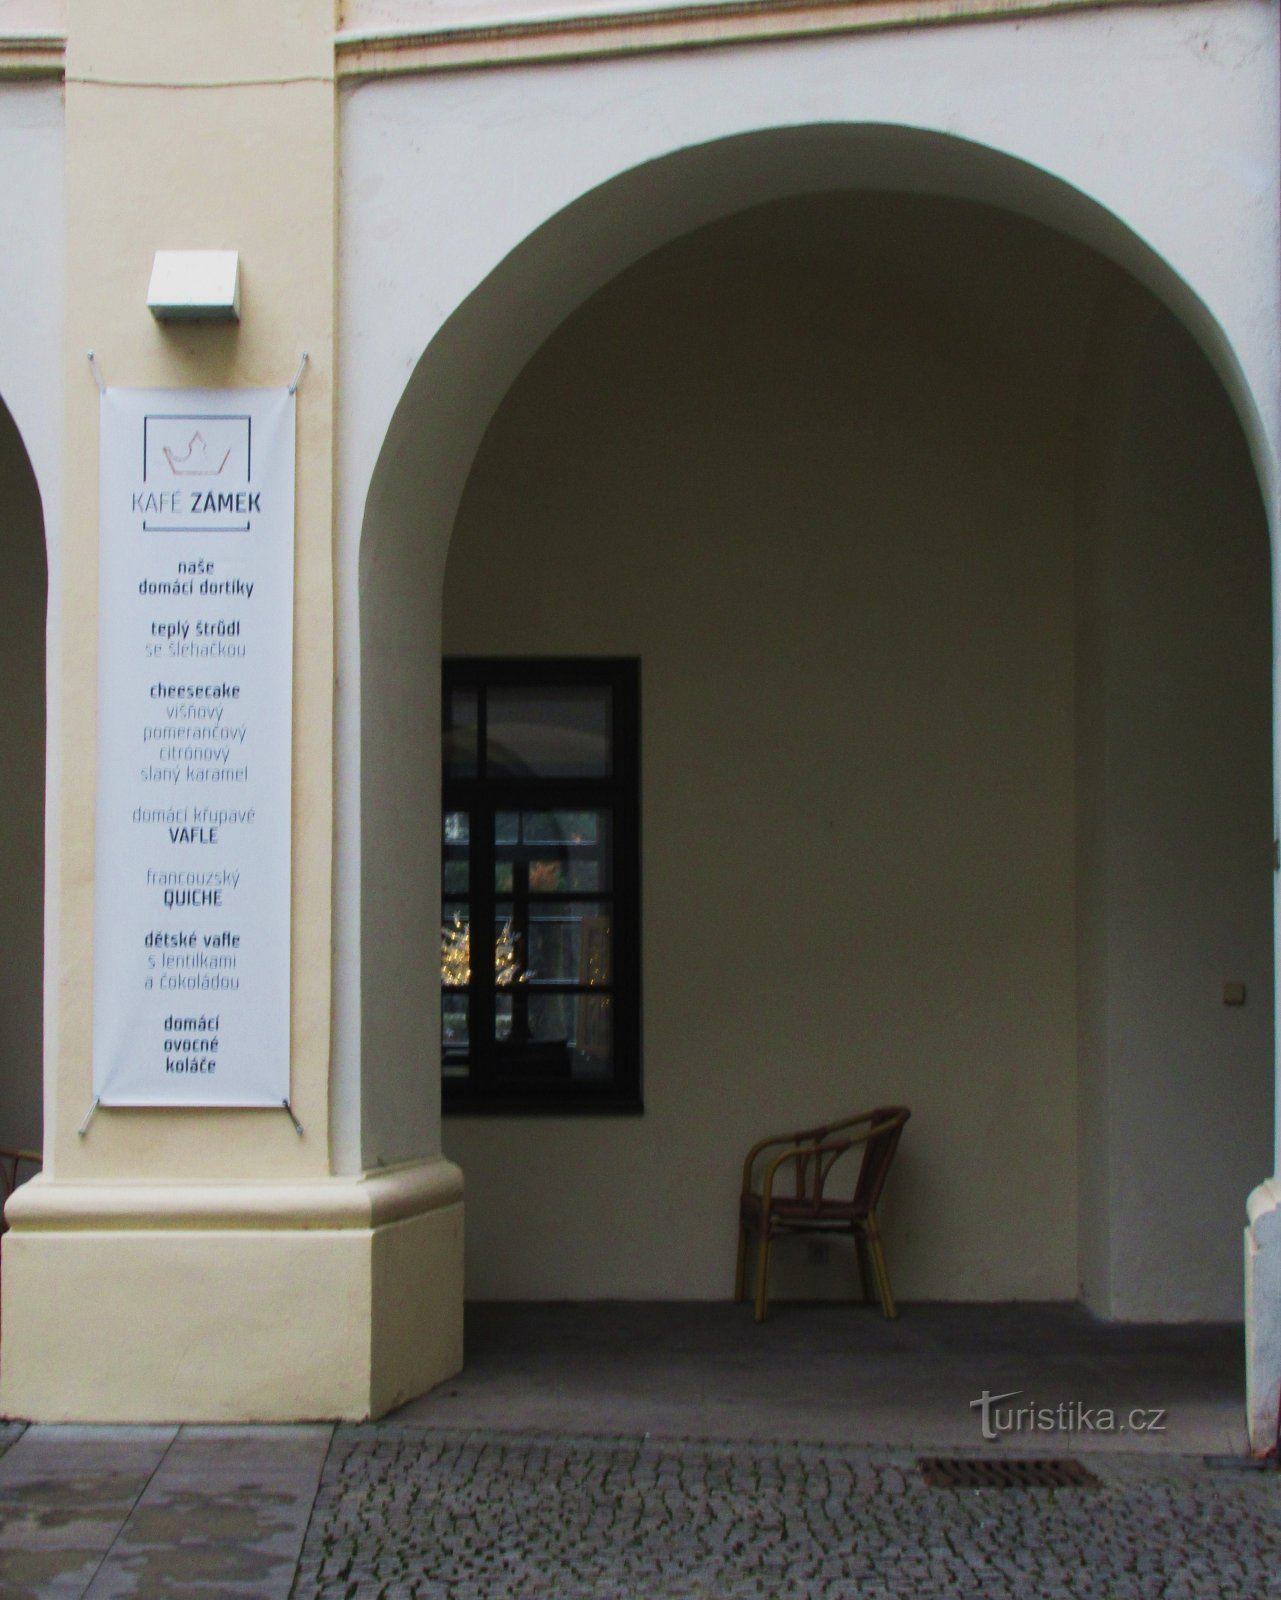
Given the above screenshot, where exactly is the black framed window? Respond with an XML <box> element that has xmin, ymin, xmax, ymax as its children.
<box><xmin>441</xmin><ymin>658</ymin><xmax>641</xmax><ymax>1114</ymax></box>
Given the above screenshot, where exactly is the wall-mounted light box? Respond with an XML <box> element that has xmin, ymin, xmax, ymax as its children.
<box><xmin>147</xmin><ymin>251</ymin><xmax>241</xmax><ymax>322</ymax></box>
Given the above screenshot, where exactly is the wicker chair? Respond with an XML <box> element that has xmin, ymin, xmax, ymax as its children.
<box><xmin>735</xmin><ymin>1107</ymin><xmax>909</xmax><ymax>1322</ymax></box>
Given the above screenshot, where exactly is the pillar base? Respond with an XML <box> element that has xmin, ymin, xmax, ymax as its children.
<box><xmin>0</xmin><ymin>1158</ymin><xmax>463</xmax><ymax>1423</ymax></box>
<box><xmin>1245</xmin><ymin>1177</ymin><xmax>1281</xmax><ymax>1454</ymax></box>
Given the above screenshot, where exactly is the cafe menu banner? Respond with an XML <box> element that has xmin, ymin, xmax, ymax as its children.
<box><xmin>92</xmin><ymin>388</ymin><xmax>294</xmax><ymax>1106</ymax></box>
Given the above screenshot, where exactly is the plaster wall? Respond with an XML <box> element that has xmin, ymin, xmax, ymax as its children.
<box><xmin>341</xmin><ymin>0</ymin><xmax>1281</xmax><ymax>1208</ymax></box>
<box><xmin>1076</xmin><ymin>285</ymin><xmax>1273</xmax><ymax>1321</ymax></box>
<box><xmin>442</xmin><ymin>195</ymin><xmax>1090</xmax><ymax>1301</ymax></box>
<box><xmin>0</xmin><ymin>83</ymin><xmax>62</xmax><ymax>511</ymax></box>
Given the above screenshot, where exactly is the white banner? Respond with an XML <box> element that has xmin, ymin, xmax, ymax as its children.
<box><xmin>92</xmin><ymin>388</ymin><xmax>294</xmax><ymax>1106</ymax></box>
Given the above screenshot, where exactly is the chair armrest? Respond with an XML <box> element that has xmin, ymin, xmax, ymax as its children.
<box><xmin>760</xmin><ymin>1137</ymin><xmax>854</xmax><ymax>1209</ymax></box>
<box><xmin>741</xmin><ymin>1131</ymin><xmax>813</xmax><ymax>1193</ymax></box>
<box><xmin>741</xmin><ymin>1118</ymin><xmax>852</xmax><ymax>1187</ymax></box>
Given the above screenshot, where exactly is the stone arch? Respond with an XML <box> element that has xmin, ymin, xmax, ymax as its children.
<box><xmin>346</xmin><ymin>125</ymin><xmax>1272</xmax><ymax>1318</ymax></box>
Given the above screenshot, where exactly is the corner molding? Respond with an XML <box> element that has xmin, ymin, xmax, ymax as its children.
<box><xmin>0</xmin><ymin>1</ymin><xmax>1191</xmax><ymax>85</ymax></box>
<box><xmin>4</xmin><ymin>1156</ymin><xmax>464</xmax><ymax>1233</ymax></box>
<box><xmin>336</xmin><ymin>0</ymin><xmax>1175</xmax><ymax>79</ymax></box>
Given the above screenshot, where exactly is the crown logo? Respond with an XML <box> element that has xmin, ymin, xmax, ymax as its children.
<box><xmin>162</xmin><ymin>431</ymin><xmax>231</xmax><ymax>477</ymax></box>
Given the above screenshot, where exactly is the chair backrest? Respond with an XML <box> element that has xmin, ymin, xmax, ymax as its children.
<box><xmin>851</xmin><ymin>1107</ymin><xmax>909</xmax><ymax>1213</ymax></box>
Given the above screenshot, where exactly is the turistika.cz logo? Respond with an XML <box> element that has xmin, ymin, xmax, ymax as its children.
<box><xmin>969</xmin><ymin>1389</ymin><xmax>1167</xmax><ymax>1441</ymax></box>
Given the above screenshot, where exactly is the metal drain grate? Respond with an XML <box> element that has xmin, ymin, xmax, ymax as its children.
<box><xmin>919</xmin><ymin>1457</ymin><xmax>1101</xmax><ymax>1490</ymax></box>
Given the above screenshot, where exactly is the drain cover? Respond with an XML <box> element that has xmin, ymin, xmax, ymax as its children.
<box><xmin>919</xmin><ymin>1457</ymin><xmax>1100</xmax><ymax>1490</ymax></box>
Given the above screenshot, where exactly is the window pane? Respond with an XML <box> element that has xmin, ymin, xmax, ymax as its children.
<box><xmin>574</xmin><ymin>995</ymin><xmax>613</xmax><ymax>1075</ymax></box>
<box><xmin>442</xmin><ymin>994</ymin><xmax>469</xmax><ymax>1050</ymax></box>
<box><xmin>527</xmin><ymin>993</ymin><xmax>613</xmax><ymax>1077</ymax></box>
<box><xmin>443</xmin><ymin>690</ymin><xmax>479</xmax><ymax>777</ymax></box>
<box><xmin>441</xmin><ymin>911</ymin><xmax>470</xmax><ymax>986</ymax></box>
<box><xmin>494</xmin><ymin>904</ymin><xmax>524</xmax><ymax>986</ymax></box>
<box><xmin>487</xmin><ymin>687</ymin><xmax>612</xmax><ymax>777</ymax></box>
<box><xmin>494</xmin><ymin>812</ymin><xmax>612</xmax><ymax>895</ymax></box>
<box><xmin>443</xmin><ymin>810</ymin><xmax>470</xmax><ymax>893</ymax></box>
<box><xmin>567</xmin><ymin>859</ymin><xmax>602</xmax><ymax>892</ymax></box>
<box><xmin>528</xmin><ymin>907</ymin><xmax>612</xmax><ymax>986</ymax></box>
<box><xmin>523</xmin><ymin>810</ymin><xmax>598</xmax><ymax>845</ymax></box>
<box><xmin>496</xmin><ymin>995</ymin><xmax>513</xmax><ymax>1041</ymax></box>
<box><xmin>526</xmin><ymin>858</ymin><xmax>601</xmax><ymax>892</ymax></box>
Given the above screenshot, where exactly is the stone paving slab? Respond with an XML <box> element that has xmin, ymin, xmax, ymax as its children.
<box><xmin>84</xmin><ymin>1425</ymin><xmax>332</xmax><ymax>1600</ymax></box>
<box><xmin>292</xmin><ymin>1427</ymin><xmax>1281</xmax><ymax>1599</ymax></box>
<box><xmin>0</xmin><ymin>1424</ymin><xmax>330</xmax><ymax>1600</ymax></box>
<box><xmin>0</xmin><ymin>1427</ymin><xmax>175</xmax><ymax>1600</ymax></box>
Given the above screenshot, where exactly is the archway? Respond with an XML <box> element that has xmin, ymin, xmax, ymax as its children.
<box><xmin>351</xmin><ymin>127</ymin><xmax>1272</xmax><ymax>1322</ymax></box>
<box><xmin>0</xmin><ymin>393</ymin><xmax>46</xmax><ymax>1161</ymax></box>
<box><xmin>440</xmin><ymin>191</ymin><xmax>1272</xmax><ymax>1313</ymax></box>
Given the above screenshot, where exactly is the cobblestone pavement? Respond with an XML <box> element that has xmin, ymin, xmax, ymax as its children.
<box><xmin>291</xmin><ymin>1428</ymin><xmax>1281</xmax><ymax>1600</ymax></box>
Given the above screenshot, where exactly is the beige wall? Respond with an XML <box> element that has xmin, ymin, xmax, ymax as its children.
<box><xmin>443</xmin><ymin>194</ymin><xmax>1097</xmax><ymax>1302</ymax></box>
<box><xmin>0</xmin><ymin>396</ymin><xmax>45</xmax><ymax>1155</ymax></box>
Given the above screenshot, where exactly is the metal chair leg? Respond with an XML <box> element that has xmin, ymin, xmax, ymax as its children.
<box><xmin>865</xmin><ymin>1217</ymin><xmax>896</xmax><ymax>1319</ymax></box>
<box><xmin>735</xmin><ymin>1222</ymin><xmax>749</xmax><ymax>1303</ymax></box>
<box><xmin>854</xmin><ymin>1235</ymin><xmax>873</xmax><ymax>1304</ymax></box>
<box><xmin>753</xmin><ymin>1232</ymin><xmax>772</xmax><ymax>1323</ymax></box>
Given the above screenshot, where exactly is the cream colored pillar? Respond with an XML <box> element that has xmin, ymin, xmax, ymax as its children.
<box><xmin>0</xmin><ymin>0</ymin><xmax>462</xmax><ymax>1423</ymax></box>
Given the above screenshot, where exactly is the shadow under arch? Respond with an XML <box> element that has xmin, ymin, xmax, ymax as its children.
<box><xmin>362</xmin><ymin>123</ymin><xmax>1272</xmax><ymax>599</ymax></box>
<box><xmin>0</xmin><ymin>391</ymin><xmax>46</xmax><ymax>1162</ymax></box>
<box><xmin>353</xmin><ymin>123</ymin><xmax>1274</xmax><ymax>1220</ymax></box>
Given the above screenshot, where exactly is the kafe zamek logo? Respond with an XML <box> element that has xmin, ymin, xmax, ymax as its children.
<box><xmin>133</xmin><ymin>412</ymin><xmax>259</xmax><ymax>532</ymax></box>
<box><xmin>162</xmin><ymin>431</ymin><xmax>232</xmax><ymax>476</ymax></box>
